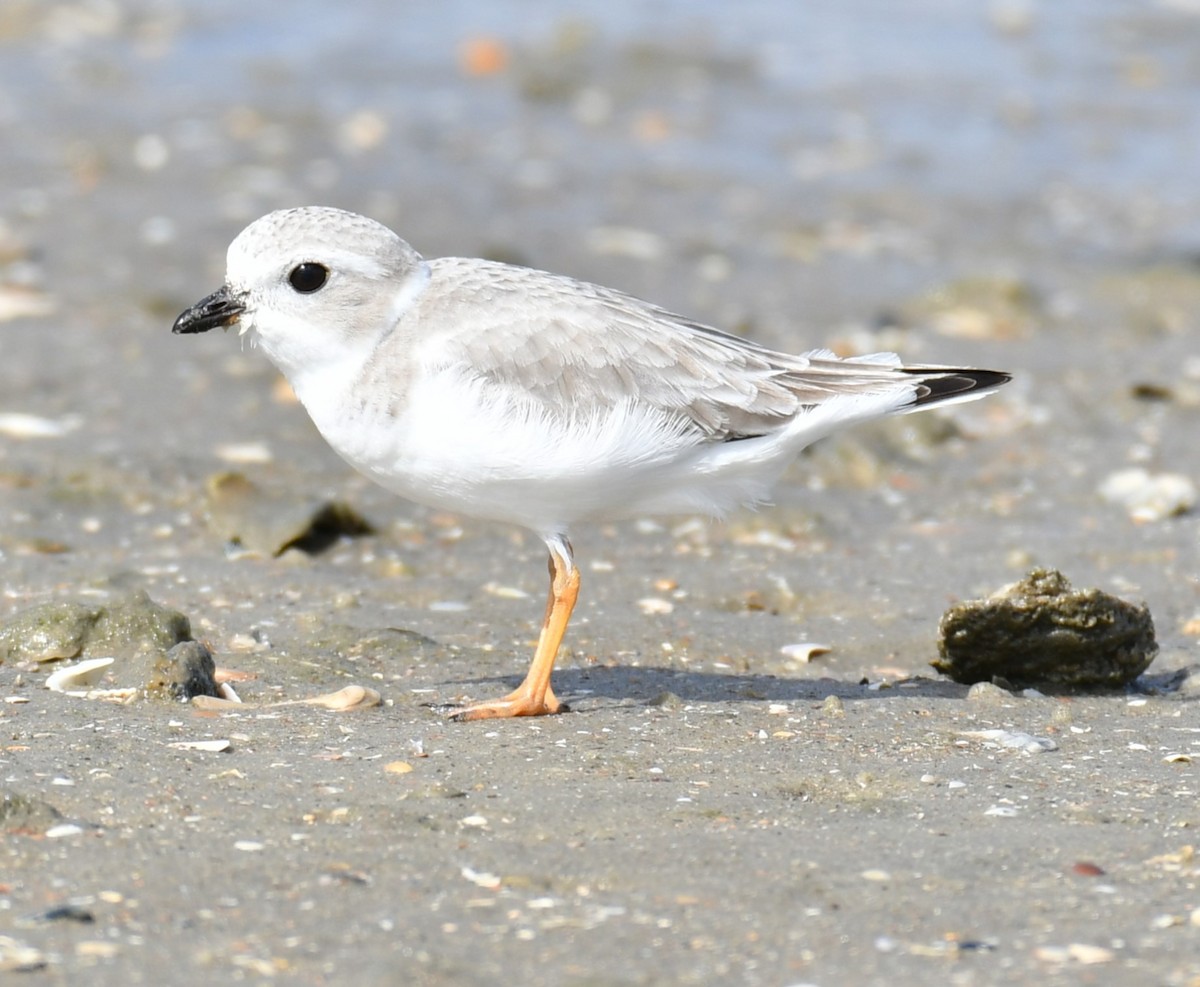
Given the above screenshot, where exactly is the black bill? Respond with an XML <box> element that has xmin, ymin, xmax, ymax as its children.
<box><xmin>172</xmin><ymin>285</ymin><xmax>246</xmax><ymax>335</ymax></box>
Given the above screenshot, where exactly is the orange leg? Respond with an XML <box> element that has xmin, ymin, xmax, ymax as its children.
<box><xmin>449</xmin><ymin>540</ymin><xmax>579</xmax><ymax>720</ymax></box>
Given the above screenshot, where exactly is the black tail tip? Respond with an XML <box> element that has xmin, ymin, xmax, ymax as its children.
<box><xmin>910</xmin><ymin>368</ymin><xmax>1011</xmax><ymax>405</ymax></box>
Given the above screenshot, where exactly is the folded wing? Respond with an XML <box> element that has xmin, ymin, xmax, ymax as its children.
<box><xmin>413</xmin><ymin>258</ymin><xmax>1009</xmax><ymax>442</ymax></box>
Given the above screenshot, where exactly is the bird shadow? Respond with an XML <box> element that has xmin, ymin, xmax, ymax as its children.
<box><xmin>442</xmin><ymin>664</ymin><xmax>972</xmax><ymax>709</ymax></box>
<box><xmin>435</xmin><ymin>662</ymin><xmax>1187</xmax><ymax>712</ymax></box>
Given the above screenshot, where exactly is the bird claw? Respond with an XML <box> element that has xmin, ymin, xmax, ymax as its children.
<box><xmin>443</xmin><ymin>693</ymin><xmax>570</xmax><ymax>721</ymax></box>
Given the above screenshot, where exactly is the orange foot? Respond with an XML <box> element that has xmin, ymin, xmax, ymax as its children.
<box><xmin>447</xmin><ymin>540</ymin><xmax>579</xmax><ymax>722</ymax></box>
<box><xmin>447</xmin><ymin>685</ymin><xmax>568</xmax><ymax>721</ymax></box>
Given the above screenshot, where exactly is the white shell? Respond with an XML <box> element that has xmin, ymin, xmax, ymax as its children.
<box><xmin>45</xmin><ymin>657</ymin><xmax>115</xmax><ymax>693</ymax></box>
<box><xmin>779</xmin><ymin>642</ymin><xmax>831</xmax><ymax>663</ymax></box>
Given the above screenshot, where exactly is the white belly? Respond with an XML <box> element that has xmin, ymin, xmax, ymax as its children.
<box><xmin>298</xmin><ymin>365</ymin><xmax>718</xmax><ymax>535</ymax></box>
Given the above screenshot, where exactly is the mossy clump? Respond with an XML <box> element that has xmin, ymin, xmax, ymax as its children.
<box><xmin>934</xmin><ymin>568</ymin><xmax>1157</xmax><ymax>689</ymax></box>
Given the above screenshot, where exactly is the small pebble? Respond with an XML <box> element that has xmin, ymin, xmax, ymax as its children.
<box><xmin>1098</xmin><ymin>467</ymin><xmax>1195</xmax><ymax>522</ymax></box>
<box><xmin>0</xmin><ymin>412</ymin><xmax>79</xmax><ymax>439</ymax></box>
<box><xmin>0</xmin><ymin>935</ymin><xmax>47</xmax><ymax>972</ymax></box>
<box><xmin>637</xmin><ymin>597</ymin><xmax>674</xmax><ymax>615</ymax></box>
<box><xmin>75</xmin><ymin>941</ymin><xmax>119</xmax><ymax>959</ymax></box>
<box><xmin>962</xmin><ymin>729</ymin><xmax>1058</xmax><ymax>753</ymax></box>
<box><xmin>461</xmin><ymin>867</ymin><xmax>501</xmax><ymax>890</ymax></box>
<box><xmin>337</xmin><ymin>109</ymin><xmax>388</xmax><ymax>153</ymax></box>
<box><xmin>821</xmin><ymin>695</ymin><xmax>845</xmax><ymax>716</ymax></box>
<box><xmin>967</xmin><ymin>681</ymin><xmax>1013</xmax><ymax>703</ymax></box>
<box><xmin>483</xmin><ymin>583</ymin><xmax>528</xmax><ymax>599</ymax></box>
<box><xmin>458</xmin><ymin>36</ymin><xmax>509</xmax><ymax>77</ymax></box>
<box><xmin>1067</xmin><ymin>943</ymin><xmax>1115</xmax><ymax>964</ymax></box>
<box><xmin>213</xmin><ymin>441</ymin><xmax>273</xmax><ymax>465</ymax></box>
<box><xmin>168</xmin><ymin>739</ymin><xmax>231</xmax><ymax>753</ymax></box>
<box><xmin>429</xmin><ymin>600</ymin><xmax>469</xmax><ymax>613</ymax></box>
<box><xmin>132</xmin><ymin>133</ymin><xmax>169</xmax><ymax>170</ymax></box>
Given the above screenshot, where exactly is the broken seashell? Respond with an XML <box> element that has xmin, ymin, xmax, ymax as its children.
<box><xmin>1098</xmin><ymin>467</ymin><xmax>1196</xmax><ymax>522</ymax></box>
<box><xmin>84</xmin><ymin>688</ymin><xmax>139</xmax><ymax>703</ymax></box>
<box><xmin>637</xmin><ymin>597</ymin><xmax>673</xmax><ymax>615</ymax></box>
<box><xmin>214</xmin><ymin>667</ymin><xmax>256</xmax><ymax>683</ymax></box>
<box><xmin>216</xmin><ymin>682</ymin><xmax>242</xmax><ymax>702</ymax></box>
<box><xmin>190</xmin><ymin>695</ymin><xmax>244</xmax><ymax>711</ymax></box>
<box><xmin>284</xmin><ymin>685</ymin><xmax>382</xmax><ymax>711</ymax></box>
<box><xmin>779</xmin><ymin>642</ymin><xmax>831</xmax><ymax>663</ymax></box>
<box><xmin>0</xmin><ymin>285</ymin><xmax>55</xmax><ymax>321</ymax></box>
<box><xmin>0</xmin><ymin>412</ymin><xmax>79</xmax><ymax>439</ymax></box>
<box><xmin>961</xmin><ymin>728</ymin><xmax>1058</xmax><ymax>753</ymax></box>
<box><xmin>45</xmin><ymin>657</ymin><xmax>114</xmax><ymax>693</ymax></box>
<box><xmin>191</xmin><ymin>683</ymin><xmax>381</xmax><ymax>712</ymax></box>
<box><xmin>168</xmin><ymin>739</ymin><xmax>232</xmax><ymax>752</ymax></box>
<box><xmin>461</xmin><ymin>866</ymin><xmax>502</xmax><ymax>890</ymax></box>
<box><xmin>213</xmin><ymin>441</ymin><xmax>273</xmax><ymax>464</ymax></box>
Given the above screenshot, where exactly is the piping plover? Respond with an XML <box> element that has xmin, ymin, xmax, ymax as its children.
<box><xmin>174</xmin><ymin>206</ymin><xmax>1009</xmax><ymax>720</ymax></box>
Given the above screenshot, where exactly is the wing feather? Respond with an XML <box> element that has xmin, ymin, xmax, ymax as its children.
<box><xmin>405</xmin><ymin>258</ymin><xmax>1005</xmax><ymax>441</ymax></box>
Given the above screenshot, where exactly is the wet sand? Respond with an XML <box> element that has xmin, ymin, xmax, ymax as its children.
<box><xmin>1</xmin><ymin>3</ymin><xmax>1199</xmax><ymax>984</ymax></box>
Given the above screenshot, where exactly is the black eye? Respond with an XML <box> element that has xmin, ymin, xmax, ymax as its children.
<box><xmin>288</xmin><ymin>262</ymin><xmax>329</xmax><ymax>293</ymax></box>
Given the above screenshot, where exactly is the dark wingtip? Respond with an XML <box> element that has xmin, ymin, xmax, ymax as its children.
<box><xmin>908</xmin><ymin>368</ymin><xmax>1011</xmax><ymax>406</ymax></box>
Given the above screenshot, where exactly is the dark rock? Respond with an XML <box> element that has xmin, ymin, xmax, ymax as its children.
<box><xmin>934</xmin><ymin>568</ymin><xmax>1157</xmax><ymax>689</ymax></box>
<box><xmin>148</xmin><ymin>640</ymin><xmax>220</xmax><ymax>701</ymax></box>
<box><xmin>31</xmin><ymin>904</ymin><xmax>94</xmax><ymax>924</ymax></box>
<box><xmin>0</xmin><ymin>592</ymin><xmax>219</xmax><ymax>700</ymax></box>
